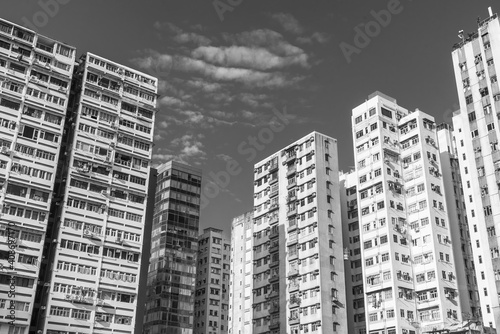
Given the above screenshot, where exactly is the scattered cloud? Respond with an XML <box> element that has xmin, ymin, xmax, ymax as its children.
<box><xmin>270</xmin><ymin>13</ymin><xmax>304</xmax><ymax>35</ymax></box>
<box><xmin>216</xmin><ymin>153</ymin><xmax>234</xmax><ymax>162</ymax></box>
<box><xmin>135</xmin><ymin>22</ymin><xmax>317</xmax><ymax>167</ymax></box>
<box><xmin>297</xmin><ymin>32</ymin><xmax>330</xmax><ymax>44</ymax></box>
<box><xmin>154</xmin><ymin>21</ymin><xmax>212</xmax><ymax>46</ymax></box>
<box><xmin>191</xmin><ymin>45</ymin><xmax>308</xmax><ymax>71</ymax></box>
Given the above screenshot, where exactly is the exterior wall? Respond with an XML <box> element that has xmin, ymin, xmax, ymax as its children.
<box><xmin>228</xmin><ymin>212</ymin><xmax>254</xmax><ymax>334</ymax></box>
<box><xmin>340</xmin><ymin>171</ymin><xmax>366</xmax><ymax>334</ymax></box>
<box><xmin>436</xmin><ymin>124</ymin><xmax>481</xmax><ymax>320</ymax></box>
<box><xmin>0</xmin><ymin>18</ymin><xmax>76</xmax><ymax>334</ymax></box>
<box><xmin>451</xmin><ymin>11</ymin><xmax>500</xmax><ymax>331</ymax></box>
<box><xmin>37</xmin><ymin>52</ymin><xmax>157</xmax><ymax>334</ymax></box>
<box><xmin>251</xmin><ymin>131</ymin><xmax>348</xmax><ymax>334</ymax></box>
<box><xmin>352</xmin><ymin>93</ymin><xmax>462</xmax><ymax>334</ymax></box>
<box><xmin>143</xmin><ymin>161</ymin><xmax>202</xmax><ymax>334</ymax></box>
<box><xmin>194</xmin><ymin>228</ymin><xmax>230</xmax><ymax>334</ymax></box>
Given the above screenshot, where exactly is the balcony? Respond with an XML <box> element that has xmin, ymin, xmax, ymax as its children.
<box><xmin>287</xmin><ymin>207</ymin><xmax>297</xmax><ymax>217</ymax></box>
<box><xmin>286</xmin><ymin>153</ymin><xmax>296</xmax><ymax>164</ymax></box>
<box><xmin>269</xmin><ymin>244</ymin><xmax>279</xmax><ymax>253</ymax></box>
<box><xmin>266</xmin><ymin>290</ymin><xmax>279</xmax><ymax>300</ymax></box>
<box><xmin>287</xmin><ymin>165</ymin><xmax>297</xmax><ymax>177</ymax></box>
<box><xmin>269</xmin><ymin>162</ymin><xmax>279</xmax><ymax>172</ymax></box>
<box><xmin>269</xmin><ymin>321</ymin><xmax>280</xmax><ymax>330</ymax></box>
<box><xmin>287</xmin><ymin>179</ymin><xmax>297</xmax><ymax>189</ymax></box>
<box><xmin>270</xmin><ymin>260</ymin><xmax>280</xmax><ymax>268</ymax></box>
<box><xmin>269</xmin><ymin>304</ymin><xmax>280</xmax><ymax>314</ymax></box>
<box><xmin>269</xmin><ymin>229</ymin><xmax>279</xmax><ymax>239</ymax></box>
<box><xmin>287</xmin><ymin>220</ymin><xmax>297</xmax><ymax>232</ymax></box>
<box><xmin>288</xmin><ymin>268</ymin><xmax>299</xmax><ymax>277</ymax></box>
<box><xmin>269</xmin><ymin>187</ymin><xmax>279</xmax><ymax>197</ymax></box>
<box><xmin>269</xmin><ymin>275</ymin><xmax>280</xmax><ymax>283</ymax></box>
<box><xmin>289</xmin><ymin>296</ymin><xmax>301</xmax><ymax>308</ymax></box>
<box><xmin>289</xmin><ymin>282</ymin><xmax>299</xmax><ymax>292</ymax></box>
<box><xmin>289</xmin><ymin>316</ymin><xmax>300</xmax><ymax>325</ymax></box>
<box><xmin>287</xmin><ymin>194</ymin><xmax>297</xmax><ymax>203</ymax></box>
<box><xmin>269</xmin><ymin>215</ymin><xmax>279</xmax><ymax>225</ymax></box>
<box><xmin>269</xmin><ymin>203</ymin><xmax>279</xmax><ymax>212</ymax></box>
<box><xmin>269</xmin><ymin>176</ymin><xmax>278</xmax><ymax>185</ymax></box>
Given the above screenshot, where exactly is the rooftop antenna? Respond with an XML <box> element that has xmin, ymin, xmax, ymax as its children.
<box><xmin>488</xmin><ymin>7</ymin><xmax>493</xmax><ymax>17</ymax></box>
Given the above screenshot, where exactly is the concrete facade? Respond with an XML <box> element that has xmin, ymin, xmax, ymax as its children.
<box><xmin>228</xmin><ymin>212</ymin><xmax>254</xmax><ymax>334</ymax></box>
<box><xmin>194</xmin><ymin>228</ymin><xmax>230</xmax><ymax>334</ymax></box>
<box><xmin>251</xmin><ymin>131</ymin><xmax>348</xmax><ymax>334</ymax></box>
<box><xmin>0</xmin><ymin>18</ymin><xmax>76</xmax><ymax>334</ymax></box>
<box><xmin>451</xmin><ymin>9</ymin><xmax>500</xmax><ymax>332</ymax></box>
<box><xmin>352</xmin><ymin>92</ymin><xmax>462</xmax><ymax>334</ymax></box>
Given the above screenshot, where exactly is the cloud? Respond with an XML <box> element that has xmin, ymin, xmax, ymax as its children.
<box><xmin>224</xmin><ymin>29</ymin><xmax>306</xmax><ymax>59</ymax></box>
<box><xmin>270</xmin><ymin>13</ymin><xmax>304</xmax><ymax>35</ymax></box>
<box><xmin>239</xmin><ymin>93</ymin><xmax>269</xmax><ymax>108</ymax></box>
<box><xmin>154</xmin><ymin>21</ymin><xmax>212</xmax><ymax>46</ymax></box>
<box><xmin>184</xmin><ymin>79</ymin><xmax>222</xmax><ymax>93</ymax></box>
<box><xmin>134</xmin><ymin>50</ymin><xmax>304</xmax><ymax>88</ymax></box>
<box><xmin>159</xmin><ymin>96</ymin><xmax>187</xmax><ymax>108</ymax></box>
<box><xmin>297</xmin><ymin>32</ymin><xmax>330</xmax><ymax>44</ymax></box>
<box><xmin>216</xmin><ymin>154</ymin><xmax>236</xmax><ymax>163</ymax></box>
<box><xmin>191</xmin><ymin>45</ymin><xmax>308</xmax><ymax>71</ymax></box>
<box><xmin>152</xmin><ymin>132</ymin><xmax>208</xmax><ymax>165</ymax></box>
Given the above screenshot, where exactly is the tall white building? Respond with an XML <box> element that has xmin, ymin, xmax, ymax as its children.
<box><xmin>228</xmin><ymin>212</ymin><xmax>254</xmax><ymax>334</ymax></box>
<box><xmin>352</xmin><ymin>92</ymin><xmax>462</xmax><ymax>334</ymax></box>
<box><xmin>37</xmin><ymin>52</ymin><xmax>157</xmax><ymax>334</ymax></box>
<box><xmin>0</xmin><ymin>18</ymin><xmax>76</xmax><ymax>334</ymax></box>
<box><xmin>436</xmin><ymin>124</ymin><xmax>481</xmax><ymax>321</ymax></box>
<box><xmin>340</xmin><ymin>171</ymin><xmax>366</xmax><ymax>334</ymax></box>
<box><xmin>451</xmin><ymin>7</ymin><xmax>500</xmax><ymax>332</ymax></box>
<box><xmin>251</xmin><ymin>131</ymin><xmax>347</xmax><ymax>334</ymax></box>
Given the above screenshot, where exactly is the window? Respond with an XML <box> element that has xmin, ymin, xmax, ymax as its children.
<box><xmin>381</xmin><ymin>108</ymin><xmax>392</xmax><ymax>119</ymax></box>
<box><xmin>468</xmin><ymin>111</ymin><xmax>476</xmax><ymax>122</ymax></box>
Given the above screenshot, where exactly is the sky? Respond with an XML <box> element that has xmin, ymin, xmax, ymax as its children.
<box><xmin>1</xmin><ymin>0</ymin><xmax>496</xmax><ymax>236</ymax></box>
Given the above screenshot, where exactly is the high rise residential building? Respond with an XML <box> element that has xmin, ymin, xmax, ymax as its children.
<box><xmin>436</xmin><ymin>123</ymin><xmax>481</xmax><ymax>321</ymax></box>
<box><xmin>143</xmin><ymin>161</ymin><xmax>202</xmax><ymax>334</ymax></box>
<box><xmin>251</xmin><ymin>131</ymin><xmax>347</xmax><ymax>334</ymax></box>
<box><xmin>34</xmin><ymin>52</ymin><xmax>157</xmax><ymax>334</ymax></box>
<box><xmin>228</xmin><ymin>212</ymin><xmax>254</xmax><ymax>334</ymax></box>
<box><xmin>0</xmin><ymin>18</ymin><xmax>76</xmax><ymax>334</ymax></box>
<box><xmin>451</xmin><ymin>7</ymin><xmax>500</xmax><ymax>332</ymax></box>
<box><xmin>352</xmin><ymin>92</ymin><xmax>462</xmax><ymax>334</ymax></box>
<box><xmin>339</xmin><ymin>171</ymin><xmax>366</xmax><ymax>334</ymax></box>
<box><xmin>194</xmin><ymin>228</ymin><xmax>230</xmax><ymax>334</ymax></box>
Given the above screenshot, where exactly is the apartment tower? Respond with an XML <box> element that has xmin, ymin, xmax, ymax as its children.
<box><xmin>0</xmin><ymin>18</ymin><xmax>75</xmax><ymax>334</ymax></box>
<box><xmin>436</xmin><ymin>124</ymin><xmax>481</xmax><ymax>321</ymax></box>
<box><xmin>352</xmin><ymin>92</ymin><xmax>462</xmax><ymax>334</ymax></box>
<box><xmin>340</xmin><ymin>171</ymin><xmax>366</xmax><ymax>334</ymax></box>
<box><xmin>194</xmin><ymin>228</ymin><xmax>230</xmax><ymax>334</ymax></box>
<box><xmin>143</xmin><ymin>161</ymin><xmax>202</xmax><ymax>334</ymax></box>
<box><xmin>228</xmin><ymin>212</ymin><xmax>254</xmax><ymax>334</ymax></box>
<box><xmin>451</xmin><ymin>7</ymin><xmax>500</xmax><ymax>331</ymax></box>
<box><xmin>251</xmin><ymin>131</ymin><xmax>347</xmax><ymax>334</ymax></box>
<box><xmin>36</xmin><ymin>52</ymin><xmax>157</xmax><ymax>334</ymax></box>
